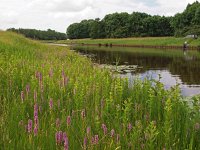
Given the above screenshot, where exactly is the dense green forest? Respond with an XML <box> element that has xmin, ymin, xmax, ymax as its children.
<box><xmin>7</xmin><ymin>28</ymin><xmax>67</xmax><ymax>40</ymax></box>
<box><xmin>67</xmin><ymin>1</ymin><xmax>200</xmax><ymax>39</ymax></box>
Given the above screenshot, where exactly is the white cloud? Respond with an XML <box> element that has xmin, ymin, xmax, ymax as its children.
<box><xmin>0</xmin><ymin>0</ymin><xmax>198</xmax><ymax>32</ymax></box>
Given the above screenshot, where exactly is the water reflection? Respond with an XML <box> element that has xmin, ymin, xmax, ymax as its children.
<box><xmin>72</xmin><ymin>46</ymin><xmax>200</xmax><ymax>97</ymax></box>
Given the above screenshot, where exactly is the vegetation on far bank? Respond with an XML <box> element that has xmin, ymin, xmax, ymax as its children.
<box><xmin>0</xmin><ymin>31</ymin><xmax>200</xmax><ymax>149</ymax></box>
<box><xmin>56</xmin><ymin>36</ymin><xmax>200</xmax><ymax>46</ymax></box>
<box><xmin>67</xmin><ymin>1</ymin><xmax>200</xmax><ymax>39</ymax></box>
<box><xmin>7</xmin><ymin>28</ymin><xmax>67</xmax><ymax>40</ymax></box>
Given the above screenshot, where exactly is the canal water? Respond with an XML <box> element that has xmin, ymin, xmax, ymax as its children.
<box><xmin>71</xmin><ymin>45</ymin><xmax>200</xmax><ymax>97</ymax></box>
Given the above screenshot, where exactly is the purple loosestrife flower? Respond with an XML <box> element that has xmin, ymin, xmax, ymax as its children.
<box><xmin>63</xmin><ymin>132</ymin><xmax>67</xmax><ymax>141</ymax></box>
<box><xmin>21</xmin><ymin>91</ymin><xmax>24</xmax><ymax>102</ymax></box>
<box><xmin>39</xmin><ymin>72</ymin><xmax>42</xmax><ymax>83</ymax></box>
<box><xmin>28</xmin><ymin>119</ymin><xmax>33</xmax><ymax>133</ymax></box>
<box><xmin>94</xmin><ymin>135</ymin><xmax>99</xmax><ymax>144</ymax></box>
<box><xmin>91</xmin><ymin>137</ymin><xmax>95</xmax><ymax>145</ymax></box>
<box><xmin>128</xmin><ymin>123</ymin><xmax>132</xmax><ymax>132</ymax></box>
<box><xmin>102</xmin><ymin>124</ymin><xmax>107</xmax><ymax>135</ymax></box>
<box><xmin>34</xmin><ymin>104</ymin><xmax>38</xmax><ymax>117</ymax></box>
<box><xmin>34</xmin><ymin>116</ymin><xmax>39</xmax><ymax>126</ymax></box>
<box><xmin>34</xmin><ymin>126</ymin><xmax>38</xmax><ymax>136</ymax></box>
<box><xmin>62</xmin><ymin>75</ymin><xmax>68</xmax><ymax>87</ymax></box>
<box><xmin>91</xmin><ymin>135</ymin><xmax>99</xmax><ymax>145</ymax></box>
<box><xmin>63</xmin><ymin>132</ymin><xmax>69</xmax><ymax>150</ymax></box>
<box><xmin>49</xmin><ymin>98</ymin><xmax>53</xmax><ymax>110</ymax></box>
<box><xmin>26</xmin><ymin>84</ymin><xmax>30</xmax><ymax>95</ymax></box>
<box><xmin>56</xmin><ymin>118</ymin><xmax>60</xmax><ymax>128</ymax></box>
<box><xmin>62</xmin><ymin>69</ymin><xmax>65</xmax><ymax>77</ymax></box>
<box><xmin>66</xmin><ymin>116</ymin><xmax>71</xmax><ymax>126</ymax></box>
<box><xmin>86</xmin><ymin>126</ymin><xmax>91</xmax><ymax>135</ymax></box>
<box><xmin>55</xmin><ymin>131</ymin><xmax>63</xmax><ymax>145</ymax></box>
<box><xmin>34</xmin><ymin>104</ymin><xmax>39</xmax><ymax>131</ymax></box>
<box><xmin>111</xmin><ymin>129</ymin><xmax>115</xmax><ymax>137</ymax></box>
<box><xmin>83</xmin><ymin>137</ymin><xmax>87</xmax><ymax>149</ymax></box>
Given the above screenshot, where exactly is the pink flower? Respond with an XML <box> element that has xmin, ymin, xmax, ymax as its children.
<box><xmin>63</xmin><ymin>75</ymin><xmax>68</xmax><ymax>87</ymax></box>
<box><xmin>28</xmin><ymin>119</ymin><xmax>33</xmax><ymax>133</ymax></box>
<box><xmin>91</xmin><ymin>137</ymin><xmax>95</xmax><ymax>144</ymax></box>
<box><xmin>34</xmin><ymin>115</ymin><xmax>39</xmax><ymax>125</ymax></box>
<box><xmin>111</xmin><ymin>129</ymin><xmax>115</xmax><ymax>137</ymax></box>
<box><xmin>86</xmin><ymin>126</ymin><xmax>90</xmax><ymax>135</ymax></box>
<box><xmin>63</xmin><ymin>132</ymin><xmax>69</xmax><ymax>150</ymax></box>
<box><xmin>83</xmin><ymin>137</ymin><xmax>87</xmax><ymax>149</ymax></box>
<box><xmin>34</xmin><ymin>126</ymin><xmax>38</xmax><ymax>136</ymax></box>
<box><xmin>62</xmin><ymin>69</ymin><xmax>65</xmax><ymax>77</ymax></box>
<box><xmin>39</xmin><ymin>72</ymin><xmax>42</xmax><ymax>83</ymax></box>
<box><xmin>91</xmin><ymin>135</ymin><xmax>99</xmax><ymax>145</ymax></box>
<box><xmin>66</xmin><ymin>116</ymin><xmax>71</xmax><ymax>126</ymax></box>
<box><xmin>34</xmin><ymin>104</ymin><xmax>38</xmax><ymax>117</ymax></box>
<box><xmin>94</xmin><ymin>135</ymin><xmax>99</xmax><ymax>144</ymax></box>
<box><xmin>102</xmin><ymin>124</ymin><xmax>107</xmax><ymax>135</ymax></box>
<box><xmin>55</xmin><ymin>131</ymin><xmax>63</xmax><ymax>145</ymax></box>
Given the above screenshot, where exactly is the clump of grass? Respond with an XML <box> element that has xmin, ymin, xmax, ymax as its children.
<box><xmin>0</xmin><ymin>31</ymin><xmax>200</xmax><ymax>149</ymax></box>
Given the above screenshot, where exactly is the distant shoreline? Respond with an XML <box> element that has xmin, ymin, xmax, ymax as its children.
<box><xmin>54</xmin><ymin>37</ymin><xmax>200</xmax><ymax>50</ymax></box>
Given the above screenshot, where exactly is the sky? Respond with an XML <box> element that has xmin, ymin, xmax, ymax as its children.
<box><xmin>0</xmin><ymin>0</ymin><xmax>197</xmax><ymax>33</ymax></box>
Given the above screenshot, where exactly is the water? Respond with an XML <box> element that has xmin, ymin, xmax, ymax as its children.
<box><xmin>70</xmin><ymin>45</ymin><xmax>200</xmax><ymax>97</ymax></box>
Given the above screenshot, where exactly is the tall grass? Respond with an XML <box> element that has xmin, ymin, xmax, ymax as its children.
<box><xmin>0</xmin><ymin>31</ymin><xmax>200</xmax><ymax>150</ymax></box>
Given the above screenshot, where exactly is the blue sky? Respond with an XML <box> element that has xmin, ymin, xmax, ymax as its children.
<box><xmin>0</xmin><ymin>0</ymin><xmax>197</xmax><ymax>32</ymax></box>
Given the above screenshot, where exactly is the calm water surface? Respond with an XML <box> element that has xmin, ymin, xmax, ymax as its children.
<box><xmin>71</xmin><ymin>45</ymin><xmax>200</xmax><ymax>97</ymax></box>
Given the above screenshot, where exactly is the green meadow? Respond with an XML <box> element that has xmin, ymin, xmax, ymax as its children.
<box><xmin>0</xmin><ymin>31</ymin><xmax>200</xmax><ymax>149</ymax></box>
<box><xmin>56</xmin><ymin>37</ymin><xmax>200</xmax><ymax>47</ymax></box>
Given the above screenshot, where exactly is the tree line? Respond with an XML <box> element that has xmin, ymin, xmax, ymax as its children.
<box><xmin>67</xmin><ymin>1</ymin><xmax>200</xmax><ymax>39</ymax></box>
<box><xmin>7</xmin><ymin>28</ymin><xmax>67</xmax><ymax>40</ymax></box>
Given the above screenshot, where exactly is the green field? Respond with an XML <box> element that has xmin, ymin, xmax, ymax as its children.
<box><xmin>0</xmin><ymin>31</ymin><xmax>200</xmax><ymax>149</ymax></box>
<box><xmin>56</xmin><ymin>37</ymin><xmax>200</xmax><ymax>46</ymax></box>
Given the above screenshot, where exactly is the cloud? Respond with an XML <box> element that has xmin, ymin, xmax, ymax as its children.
<box><xmin>0</xmin><ymin>0</ymin><xmax>198</xmax><ymax>32</ymax></box>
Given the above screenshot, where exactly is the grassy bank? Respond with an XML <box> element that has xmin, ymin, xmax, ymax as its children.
<box><xmin>0</xmin><ymin>31</ymin><xmax>200</xmax><ymax>149</ymax></box>
<box><xmin>56</xmin><ymin>37</ymin><xmax>200</xmax><ymax>46</ymax></box>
